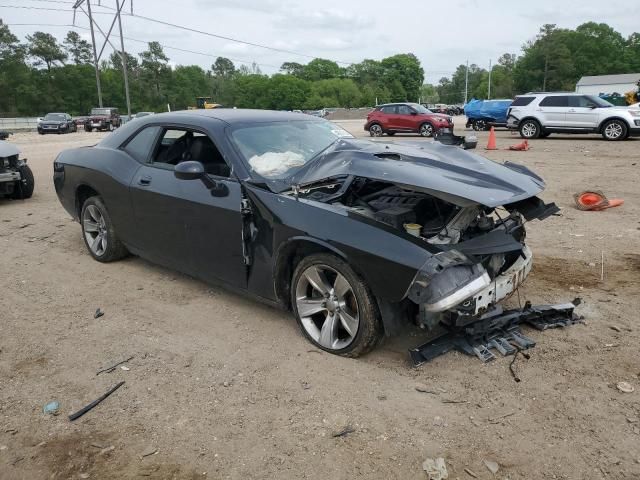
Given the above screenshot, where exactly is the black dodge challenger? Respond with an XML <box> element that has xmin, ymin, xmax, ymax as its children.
<box><xmin>53</xmin><ymin>109</ymin><xmax>557</xmax><ymax>357</ymax></box>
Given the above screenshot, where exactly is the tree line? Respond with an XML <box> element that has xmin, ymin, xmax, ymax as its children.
<box><xmin>430</xmin><ymin>22</ymin><xmax>640</xmax><ymax>104</ymax></box>
<box><xmin>1</xmin><ymin>20</ymin><xmax>639</xmax><ymax>116</ymax></box>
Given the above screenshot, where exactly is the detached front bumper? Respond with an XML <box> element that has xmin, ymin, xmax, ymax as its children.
<box><xmin>0</xmin><ymin>171</ymin><xmax>21</xmax><ymax>183</ymax></box>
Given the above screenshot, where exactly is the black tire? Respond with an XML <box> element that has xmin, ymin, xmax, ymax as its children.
<box><xmin>472</xmin><ymin>120</ymin><xmax>486</xmax><ymax>131</ymax></box>
<box><xmin>11</xmin><ymin>165</ymin><xmax>35</xmax><ymax>199</ymax></box>
<box><xmin>80</xmin><ymin>196</ymin><xmax>129</xmax><ymax>263</ymax></box>
<box><xmin>519</xmin><ymin>119</ymin><xmax>541</xmax><ymax>139</ymax></box>
<box><xmin>291</xmin><ymin>253</ymin><xmax>383</xmax><ymax>357</ymax></box>
<box><xmin>601</xmin><ymin>119</ymin><xmax>628</xmax><ymax>141</ymax></box>
<box><xmin>368</xmin><ymin>123</ymin><xmax>383</xmax><ymax>137</ymax></box>
<box><xmin>85</xmin><ymin>125</ymin><xmax>92</xmax><ymax>132</ymax></box>
<box><xmin>539</xmin><ymin>132</ymin><xmax>550</xmax><ymax>138</ymax></box>
<box><xmin>419</xmin><ymin>122</ymin><xmax>434</xmax><ymax>137</ymax></box>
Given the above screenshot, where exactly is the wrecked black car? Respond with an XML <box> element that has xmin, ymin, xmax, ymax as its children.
<box><xmin>53</xmin><ymin>109</ymin><xmax>561</xmax><ymax>357</ymax></box>
<box><xmin>1</xmin><ymin>141</ymin><xmax>35</xmax><ymax>199</ymax></box>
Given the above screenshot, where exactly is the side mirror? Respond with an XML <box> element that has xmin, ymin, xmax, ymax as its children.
<box><xmin>174</xmin><ymin>160</ymin><xmax>204</xmax><ymax>180</ymax></box>
<box><xmin>588</xmin><ymin>104</ymin><xmax>597</xmax><ymax>109</ymax></box>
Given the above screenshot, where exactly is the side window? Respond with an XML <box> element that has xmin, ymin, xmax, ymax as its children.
<box><xmin>568</xmin><ymin>96</ymin><xmax>595</xmax><ymax>108</ymax></box>
<box><xmin>539</xmin><ymin>96</ymin><xmax>568</xmax><ymax>107</ymax></box>
<box><xmin>397</xmin><ymin>105</ymin><xmax>412</xmax><ymax>115</ymax></box>
<box><xmin>151</xmin><ymin>128</ymin><xmax>231</xmax><ymax>178</ymax></box>
<box><xmin>512</xmin><ymin>96</ymin><xmax>535</xmax><ymax>106</ymax></box>
<box><xmin>123</xmin><ymin>126</ymin><xmax>161</xmax><ymax>163</ymax></box>
<box><xmin>380</xmin><ymin>105</ymin><xmax>396</xmax><ymax>114</ymax></box>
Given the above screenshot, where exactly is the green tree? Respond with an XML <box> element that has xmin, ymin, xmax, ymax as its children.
<box><xmin>302</xmin><ymin>58</ymin><xmax>343</xmax><ymax>81</ymax></box>
<box><xmin>139</xmin><ymin>41</ymin><xmax>170</xmax><ymax>96</ymax></box>
<box><xmin>310</xmin><ymin>78</ymin><xmax>361</xmax><ymax>107</ymax></box>
<box><xmin>26</xmin><ymin>31</ymin><xmax>67</xmax><ymax>71</ymax></box>
<box><xmin>267</xmin><ymin>74</ymin><xmax>310</xmax><ymax>110</ymax></box>
<box><xmin>109</xmin><ymin>50</ymin><xmax>138</xmax><ymax>73</ymax></box>
<box><xmin>380</xmin><ymin>54</ymin><xmax>423</xmax><ymax>101</ymax></box>
<box><xmin>63</xmin><ymin>31</ymin><xmax>92</xmax><ymax>65</ymax></box>
<box><xmin>419</xmin><ymin>84</ymin><xmax>438</xmax><ymax>103</ymax></box>
<box><xmin>211</xmin><ymin>57</ymin><xmax>236</xmax><ymax>78</ymax></box>
<box><xmin>280</xmin><ymin>61</ymin><xmax>304</xmax><ymax>77</ymax></box>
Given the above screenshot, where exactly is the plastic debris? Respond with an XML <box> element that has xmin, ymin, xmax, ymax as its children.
<box><xmin>617</xmin><ymin>382</ymin><xmax>635</xmax><ymax>393</ymax></box>
<box><xmin>43</xmin><ymin>401</ymin><xmax>60</xmax><ymax>415</ymax></box>
<box><xmin>423</xmin><ymin>457</ymin><xmax>448</xmax><ymax>480</ymax></box>
<box><xmin>508</xmin><ymin>139</ymin><xmax>529</xmax><ymax>151</ymax></box>
<box><xmin>94</xmin><ymin>308</ymin><xmax>104</xmax><ymax>319</ymax></box>
<box><xmin>332</xmin><ymin>426</ymin><xmax>355</xmax><ymax>438</ymax></box>
<box><xmin>484</xmin><ymin>459</ymin><xmax>499</xmax><ymax>474</ymax></box>
<box><xmin>574</xmin><ymin>190</ymin><xmax>624</xmax><ymax>211</ymax></box>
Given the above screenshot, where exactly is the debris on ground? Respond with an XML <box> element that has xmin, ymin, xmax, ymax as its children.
<box><xmin>68</xmin><ymin>381</ymin><xmax>125</xmax><ymax>421</ymax></box>
<box><xmin>574</xmin><ymin>190</ymin><xmax>624</xmax><ymax>211</ymax></box>
<box><xmin>94</xmin><ymin>308</ymin><xmax>104</xmax><ymax>319</ymax></box>
<box><xmin>616</xmin><ymin>382</ymin><xmax>635</xmax><ymax>393</ymax></box>
<box><xmin>488</xmin><ymin>411</ymin><xmax>516</xmax><ymax>423</ymax></box>
<box><xmin>422</xmin><ymin>457</ymin><xmax>448</xmax><ymax>480</ymax></box>
<box><xmin>610</xmin><ymin>325</ymin><xmax>622</xmax><ymax>332</ymax></box>
<box><xmin>99</xmin><ymin>445</ymin><xmax>115</xmax><ymax>455</ymax></box>
<box><xmin>415</xmin><ymin>385</ymin><xmax>438</xmax><ymax>394</ymax></box>
<box><xmin>508</xmin><ymin>139</ymin><xmax>529</xmax><ymax>151</ymax></box>
<box><xmin>96</xmin><ymin>356</ymin><xmax>134</xmax><ymax>375</ymax></box>
<box><xmin>508</xmin><ymin>348</ymin><xmax>530</xmax><ymax>382</ymax></box>
<box><xmin>464</xmin><ymin>468</ymin><xmax>478</xmax><ymax>478</ymax></box>
<box><xmin>141</xmin><ymin>446</ymin><xmax>158</xmax><ymax>458</ymax></box>
<box><xmin>42</xmin><ymin>401</ymin><xmax>60</xmax><ymax>415</ymax></box>
<box><xmin>332</xmin><ymin>426</ymin><xmax>355</xmax><ymax>438</ymax></box>
<box><xmin>484</xmin><ymin>459</ymin><xmax>500</xmax><ymax>474</ymax></box>
<box><xmin>120</xmin><ymin>365</ymin><xmax>130</xmax><ymax>371</ymax></box>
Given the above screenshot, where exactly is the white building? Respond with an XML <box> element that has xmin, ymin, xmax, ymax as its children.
<box><xmin>575</xmin><ymin>73</ymin><xmax>640</xmax><ymax>95</ymax></box>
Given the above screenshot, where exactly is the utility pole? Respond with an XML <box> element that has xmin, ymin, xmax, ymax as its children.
<box><xmin>76</xmin><ymin>0</ymin><xmax>103</xmax><ymax>107</ymax></box>
<box><xmin>464</xmin><ymin>60</ymin><xmax>469</xmax><ymax>104</ymax></box>
<box><xmin>116</xmin><ymin>0</ymin><xmax>132</xmax><ymax>119</ymax></box>
<box><xmin>487</xmin><ymin>59</ymin><xmax>492</xmax><ymax>99</ymax></box>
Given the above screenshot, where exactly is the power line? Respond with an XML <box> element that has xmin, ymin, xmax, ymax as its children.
<box><xmin>4</xmin><ymin>22</ymin><xmax>282</xmax><ymax>69</ymax></box>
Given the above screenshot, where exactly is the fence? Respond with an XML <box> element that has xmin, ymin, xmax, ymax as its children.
<box><xmin>0</xmin><ymin>117</ymin><xmax>40</xmax><ymax>132</ymax></box>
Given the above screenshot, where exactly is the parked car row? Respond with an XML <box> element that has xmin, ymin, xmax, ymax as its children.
<box><xmin>35</xmin><ymin>108</ymin><xmax>155</xmax><ymax>134</ymax></box>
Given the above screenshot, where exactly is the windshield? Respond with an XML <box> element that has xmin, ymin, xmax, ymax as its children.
<box><xmin>408</xmin><ymin>103</ymin><xmax>432</xmax><ymax>114</ymax></box>
<box><xmin>230</xmin><ymin>120</ymin><xmax>354</xmax><ymax>179</ymax></box>
<box><xmin>585</xmin><ymin>95</ymin><xmax>614</xmax><ymax>108</ymax></box>
<box><xmin>91</xmin><ymin>108</ymin><xmax>112</xmax><ymax>115</ymax></box>
<box><xmin>44</xmin><ymin>113</ymin><xmax>66</xmax><ymax>121</ymax></box>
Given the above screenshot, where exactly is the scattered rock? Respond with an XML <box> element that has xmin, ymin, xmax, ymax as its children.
<box><xmin>94</xmin><ymin>308</ymin><xmax>104</xmax><ymax>319</ymax></box>
<box><xmin>0</xmin><ymin>445</ymin><xmax>7</xmax><ymax>451</ymax></box>
<box><xmin>79</xmin><ymin>474</ymin><xmax>90</xmax><ymax>479</ymax></box>
<box><xmin>415</xmin><ymin>385</ymin><xmax>438</xmax><ymax>394</ymax></box>
<box><xmin>222</xmin><ymin>381</ymin><xmax>230</xmax><ymax>387</ymax></box>
<box><xmin>464</xmin><ymin>468</ymin><xmax>478</xmax><ymax>478</ymax></box>
<box><xmin>377</xmin><ymin>395</ymin><xmax>387</xmax><ymax>401</ymax></box>
<box><xmin>588</xmin><ymin>262</ymin><xmax>596</xmax><ymax>267</ymax></box>
<box><xmin>422</xmin><ymin>457</ymin><xmax>448</xmax><ymax>480</ymax></box>
<box><xmin>99</xmin><ymin>446</ymin><xmax>115</xmax><ymax>455</ymax></box>
<box><xmin>120</xmin><ymin>365</ymin><xmax>130</xmax><ymax>371</ymax></box>
<box><xmin>332</xmin><ymin>426</ymin><xmax>355</xmax><ymax>438</ymax></box>
<box><xmin>616</xmin><ymin>382</ymin><xmax>635</xmax><ymax>393</ymax></box>
<box><xmin>609</xmin><ymin>325</ymin><xmax>622</xmax><ymax>332</ymax></box>
<box><xmin>483</xmin><ymin>459</ymin><xmax>499</xmax><ymax>474</ymax></box>
<box><xmin>43</xmin><ymin>400</ymin><xmax>60</xmax><ymax>415</ymax></box>
<box><xmin>627</xmin><ymin>417</ymin><xmax>639</xmax><ymax>423</ymax></box>
<box><xmin>433</xmin><ymin>416</ymin><xmax>444</xmax><ymax>426</ymax></box>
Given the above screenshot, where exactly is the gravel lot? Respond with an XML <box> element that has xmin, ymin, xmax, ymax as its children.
<box><xmin>1</xmin><ymin>121</ymin><xmax>639</xmax><ymax>479</ymax></box>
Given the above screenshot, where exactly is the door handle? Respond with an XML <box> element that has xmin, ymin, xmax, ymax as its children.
<box><xmin>138</xmin><ymin>175</ymin><xmax>152</xmax><ymax>186</ymax></box>
<box><xmin>567</xmin><ymin>109</ymin><xmax>576</xmax><ymax>112</ymax></box>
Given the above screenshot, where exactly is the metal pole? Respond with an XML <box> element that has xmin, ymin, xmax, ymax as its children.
<box><xmin>464</xmin><ymin>60</ymin><xmax>469</xmax><ymax>104</ymax></box>
<box><xmin>86</xmin><ymin>0</ymin><xmax>103</xmax><ymax>107</ymax></box>
<box><xmin>116</xmin><ymin>0</ymin><xmax>132</xmax><ymax>119</ymax></box>
<box><xmin>487</xmin><ymin>59</ymin><xmax>492</xmax><ymax>100</ymax></box>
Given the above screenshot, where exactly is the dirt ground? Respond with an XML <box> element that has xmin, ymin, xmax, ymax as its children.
<box><xmin>1</xmin><ymin>121</ymin><xmax>639</xmax><ymax>480</ymax></box>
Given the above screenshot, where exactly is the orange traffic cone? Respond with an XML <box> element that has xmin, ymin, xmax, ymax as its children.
<box><xmin>574</xmin><ymin>190</ymin><xmax>624</xmax><ymax>211</ymax></box>
<box><xmin>508</xmin><ymin>139</ymin><xmax>529</xmax><ymax>151</ymax></box>
<box><xmin>485</xmin><ymin>127</ymin><xmax>497</xmax><ymax>150</ymax></box>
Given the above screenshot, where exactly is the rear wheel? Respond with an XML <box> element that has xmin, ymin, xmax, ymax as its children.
<box><xmin>472</xmin><ymin>120</ymin><xmax>487</xmax><ymax>131</ymax></box>
<box><xmin>601</xmin><ymin>119</ymin><xmax>627</xmax><ymax>141</ymax></box>
<box><xmin>85</xmin><ymin>125</ymin><xmax>92</xmax><ymax>132</ymax></box>
<box><xmin>368</xmin><ymin>123</ymin><xmax>383</xmax><ymax>137</ymax></box>
<box><xmin>11</xmin><ymin>165</ymin><xmax>35</xmax><ymax>199</ymax></box>
<box><xmin>80</xmin><ymin>196</ymin><xmax>128</xmax><ymax>262</ymax></box>
<box><xmin>519</xmin><ymin>119</ymin><xmax>541</xmax><ymax>139</ymax></box>
<box><xmin>419</xmin><ymin>123</ymin><xmax>434</xmax><ymax>137</ymax></box>
<box><xmin>291</xmin><ymin>253</ymin><xmax>383</xmax><ymax>357</ymax></box>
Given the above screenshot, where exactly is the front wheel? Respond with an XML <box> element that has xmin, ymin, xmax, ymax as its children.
<box><xmin>291</xmin><ymin>253</ymin><xmax>383</xmax><ymax>357</ymax></box>
<box><xmin>85</xmin><ymin>125</ymin><xmax>92</xmax><ymax>132</ymax></box>
<box><xmin>519</xmin><ymin>119</ymin><xmax>541</xmax><ymax>139</ymax></box>
<box><xmin>601</xmin><ymin>119</ymin><xmax>627</xmax><ymax>141</ymax></box>
<box><xmin>11</xmin><ymin>165</ymin><xmax>35</xmax><ymax>199</ymax></box>
<box><xmin>419</xmin><ymin>123</ymin><xmax>434</xmax><ymax>137</ymax></box>
<box><xmin>81</xmin><ymin>196</ymin><xmax>129</xmax><ymax>262</ymax></box>
<box><xmin>368</xmin><ymin>123</ymin><xmax>383</xmax><ymax>137</ymax></box>
<box><xmin>472</xmin><ymin>120</ymin><xmax>486</xmax><ymax>131</ymax></box>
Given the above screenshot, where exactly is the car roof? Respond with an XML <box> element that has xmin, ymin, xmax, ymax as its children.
<box><xmin>520</xmin><ymin>92</ymin><xmax>581</xmax><ymax>96</ymax></box>
<box><xmin>46</xmin><ymin>112</ymin><xmax>67</xmax><ymax>115</ymax></box>
<box><xmin>153</xmin><ymin>108</ymin><xmax>315</xmax><ymax>124</ymax></box>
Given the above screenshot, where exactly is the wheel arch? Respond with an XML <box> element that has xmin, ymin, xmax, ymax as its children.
<box><xmin>75</xmin><ymin>183</ymin><xmax>100</xmax><ymax>218</ymax></box>
<box><xmin>518</xmin><ymin>116</ymin><xmax>541</xmax><ymax>127</ymax></box>
<box><xmin>598</xmin><ymin>116</ymin><xmax>631</xmax><ymax>132</ymax></box>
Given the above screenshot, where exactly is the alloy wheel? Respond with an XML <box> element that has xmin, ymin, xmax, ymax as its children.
<box><xmin>521</xmin><ymin>122</ymin><xmax>537</xmax><ymax>138</ymax></box>
<box><xmin>295</xmin><ymin>264</ymin><xmax>359</xmax><ymax>350</ymax></box>
<box><xmin>604</xmin><ymin>122</ymin><xmax>623</xmax><ymax>140</ymax></box>
<box><xmin>420</xmin><ymin>123</ymin><xmax>433</xmax><ymax>137</ymax></box>
<box><xmin>369</xmin><ymin>124</ymin><xmax>383</xmax><ymax>137</ymax></box>
<box><xmin>83</xmin><ymin>205</ymin><xmax>108</xmax><ymax>256</ymax></box>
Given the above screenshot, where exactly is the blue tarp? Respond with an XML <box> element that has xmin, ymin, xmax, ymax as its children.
<box><xmin>464</xmin><ymin>99</ymin><xmax>512</xmax><ymax>123</ymax></box>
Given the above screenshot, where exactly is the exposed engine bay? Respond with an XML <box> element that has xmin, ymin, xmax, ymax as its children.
<box><xmin>291</xmin><ymin>175</ymin><xmax>559</xmax><ymax>331</ymax></box>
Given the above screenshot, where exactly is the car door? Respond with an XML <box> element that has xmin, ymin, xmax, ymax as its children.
<box><xmin>537</xmin><ymin>95</ymin><xmax>569</xmax><ymax>127</ymax></box>
<box><xmin>380</xmin><ymin>105</ymin><xmax>398</xmax><ymax>130</ymax></box>
<box><xmin>566</xmin><ymin>96</ymin><xmax>600</xmax><ymax>129</ymax></box>
<box><xmin>395</xmin><ymin>104</ymin><xmax>416</xmax><ymax>131</ymax></box>
<box><xmin>127</xmin><ymin>124</ymin><xmax>246</xmax><ymax>288</ymax></box>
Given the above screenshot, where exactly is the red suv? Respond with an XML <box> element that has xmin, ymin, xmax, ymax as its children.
<box><xmin>365</xmin><ymin>103</ymin><xmax>453</xmax><ymax>137</ymax></box>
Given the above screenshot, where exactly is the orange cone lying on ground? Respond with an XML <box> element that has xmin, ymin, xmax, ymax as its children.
<box><xmin>485</xmin><ymin>126</ymin><xmax>497</xmax><ymax>150</ymax></box>
<box><xmin>574</xmin><ymin>190</ymin><xmax>624</xmax><ymax>211</ymax></box>
<box><xmin>508</xmin><ymin>139</ymin><xmax>529</xmax><ymax>151</ymax></box>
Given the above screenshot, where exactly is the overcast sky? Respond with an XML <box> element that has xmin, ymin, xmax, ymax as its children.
<box><xmin>3</xmin><ymin>0</ymin><xmax>637</xmax><ymax>83</ymax></box>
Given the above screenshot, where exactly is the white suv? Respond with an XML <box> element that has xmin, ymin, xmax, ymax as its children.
<box><xmin>506</xmin><ymin>92</ymin><xmax>640</xmax><ymax>141</ymax></box>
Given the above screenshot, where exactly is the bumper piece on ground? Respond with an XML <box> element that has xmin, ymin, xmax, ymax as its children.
<box><xmin>409</xmin><ymin>298</ymin><xmax>583</xmax><ymax>366</ymax></box>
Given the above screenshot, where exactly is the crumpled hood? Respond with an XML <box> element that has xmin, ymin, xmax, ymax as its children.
<box><xmin>0</xmin><ymin>141</ymin><xmax>20</xmax><ymax>158</ymax></box>
<box><xmin>289</xmin><ymin>139</ymin><xmax>546</xmax><ymax>208</ymax></box>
